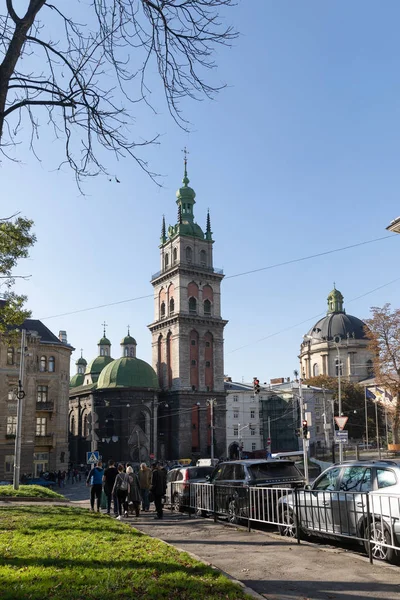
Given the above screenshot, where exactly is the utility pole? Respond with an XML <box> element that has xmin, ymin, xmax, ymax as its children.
<box><xmin>364</xmin><ymin>387</ymin><xmax>369</xmax><ymax>450</ymax></box>
<box><xmin>206</xmin><ymin>398</ymin><xmax>217</xmax><ymax>459</ymax></box>
<box><xmin>13</xmin><ymin>328</ymin><xmax>27</xmax><ymax>490</ymax></box>
<box><xmin>375</xmin><ymin>400</ymin><xmax>381</xmax><ymax>460</ymax></box>
<box><xmin>333</xmin><ymin>336</ymin><xmax>343</xmax><ymax>463</ymax></box>
<box><xmin>298</xmin><ymin>377</ymin><xmax>309</xmax><ymax>485</ymax></box>
<box><xmin>322</xmin><ymin>386</ymin><xmax>329</xmax><ymax>448</ymax></box>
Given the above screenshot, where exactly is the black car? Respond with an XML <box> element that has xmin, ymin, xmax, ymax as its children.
<box><xmin>208</xmin><ymin>459</ymin><xmax>305</xmax><ymax>523</ymax></box>
<box><xmin>166</xmin><ymin>465</ymin><xmax>215</xmax><ymax>511</ymax></box>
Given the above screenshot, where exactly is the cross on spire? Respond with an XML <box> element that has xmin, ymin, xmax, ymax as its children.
<box><xmin>101</xmin><ymin>321</ymin><xmax>108</xmax><ymax>337</ymax></box>
<box><xmin>182</xmin><ymin>146</ymin><xmax>189</xmax><ymax>167</ymax></box>
<box><xmin>80</xmin><ymin>348</ymin><xmax>84</xmax><ymax>358</ymax></box>
<box><xmin>127</xmin><ymin>325</ymin><xmax>130</xmax><ymax>335</ymax></box>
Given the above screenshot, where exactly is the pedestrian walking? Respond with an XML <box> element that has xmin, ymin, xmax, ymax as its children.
<box><xmin>103</xmin><ymin>459</ymin><xmax>118</xmax><ymax>515</ymax></box>
<box><xmin>112</xmin><ymin>464</ymin><xmax>129</xmax><ymax>520</ymax></box>
<box><xmin>151</xmin><ymin>462</ymin><xmax>167</xmax><ymax>520</ymax></box>
<box><xmin>126</xmin><ymin>466</ymin><xmax>141</xmax><ymax>517</ymax></box>
<box><xmin>86</xmin><ymin>461</ymin><xmax>104</xmax><ymax>512</ymax></box>
<box><xmin>138</xmin><ymin>462</ymin><xmax>152</xmax><ymax>512</ymax></box>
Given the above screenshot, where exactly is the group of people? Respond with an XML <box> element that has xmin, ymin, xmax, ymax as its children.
<box><xmin>86</xmin><ymin>460</ymin><xmax>167</xmax><ymax>520</ymax></box>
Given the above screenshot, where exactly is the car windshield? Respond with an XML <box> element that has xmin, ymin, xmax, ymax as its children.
<box><xmin>248</xmin><ymin>462</ymin><xmax>302</xmax><ymax>480</ymax></box>
<box><xmin>187</xmin><ymin>467</ymin><xmax>214</xmax><ymax>479</ymax></box>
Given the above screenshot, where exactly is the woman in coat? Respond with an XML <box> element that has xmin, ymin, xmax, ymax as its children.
<box><xmin>112</xmin><ymin>464</ymin><xmax>129</xmax><ymax>520</ymax></box>
<box><xmin>126</xmin><ymin>465</ymin><xmax>141</xmax><ymax>517</ymax></box>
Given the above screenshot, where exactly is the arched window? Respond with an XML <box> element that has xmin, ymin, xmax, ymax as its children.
<box><xmin>104</xmin><ymin>348</ymin><xmax>109</xmax><ymax>356</ymax></box>
<box><xmin>139</xmin><ymin>412</ymin><xmax>147</xmax><ymax>434</ymax></box>
<box><xmin>186</xmin><ymin>246</ymin><xmax>192</xmax><ymax>263</ymax></box>
<box><xmin>105</xmin><ymin>413</ymin><xmax>114</xmax><ymax>437</ymax></box>
<box><xmin>335</xmin><ymin>358</ymin><xmax>343</xmax><ymax>377</ymax></box>
<box><xmin>82</xmin><ymin>414</ymin><xmax>88</xmax><ymax>437</ymax></box>
<box><xmin>7</xmin><ymin>347</ymin><xmax>14</xmax><ymax>365</ymax></box>
<box><xmin>169</xmin><ymin>298</ymin><xmax>175</xmax><ymax>315</ymax></box>
<box><xmin>130</xmin><ymin>347</ymin><xmax>134</xmax><ymax>357</ymax></box>
<box><xmin>189</xmin><ymin>297</ymin><xmax>197</xmax><ymax>314</ymax></box>
<box><xmin>204</xmin><ymin>299</ymin><xmax>211</xmax><ymax>316</ymax></box>
<box><xmin>173</xmin><ymin>247</ymin><xmax>178</xmax><ymax>262</ymax></box>
<box><xmin>70</xmin><ymin>415</ymin><xmax>75</xmax><ymax>436</ymax></box>
<box><xmin>48</xmin><ymin>356</ymin><xmax>55</xmax><ymax>372</ymax></box>
<box><xmin>124</xmin><ymin>347</ymin><xmax>129</xmax><ymax>357</ymax></box>
<box><xmin>100</xmin><ymin>348</ymin><xmax>105</xmax><ymax>356</ymax></box>
<box><xmin>40</xmin><ymin>356</ymin><xmax>47</xmax><ymax>372</ymax></box>
<box><xmin>200</xmin><ymin>249</ymin><xmax>206</xmax><ymax>266</ymax></box>
<box><xmin>161</xmin><ymin>302</ymin><xmax>166</xmax><ymax>318</ymax></box>
<box><xmin>313</xmin><ymin>363</ymin><xmax>319</xmax><ymax>377</ymax></box>
<box><xmin>165</xmin><ymin>253</ymin><xmax>169</xmax><ymax>269</ymax></box>
<box><xmin>366</xmin><ymin>359</ymin><xmax>374</xmax><ymax>378</ymax></box>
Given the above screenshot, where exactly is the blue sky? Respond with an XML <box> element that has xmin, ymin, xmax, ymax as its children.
<box><xmin>5</xmin><ymin>0</ymin><xmax>400</xmax><ymax>383</ymax></box>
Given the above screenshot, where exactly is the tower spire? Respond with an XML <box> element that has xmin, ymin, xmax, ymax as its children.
<box><xmin>205</xmin><ymin>208</ymin><xmax>213</xmax><ymax>240</ymax></box>
<box><xmin>182</xmin><ymin>146</ymin><xmax>189</xmax><ymax>186</ymax></box>
<box><xmin>160</xmin><ymin>215</ymin><xmax>166</xmax><ymax>244</ymax></box>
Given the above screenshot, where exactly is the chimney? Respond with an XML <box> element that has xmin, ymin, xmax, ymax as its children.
<box><xmin>59</xmin><ymin>330</ymin><xmax>68</xmax><ymax>344</ymax></box>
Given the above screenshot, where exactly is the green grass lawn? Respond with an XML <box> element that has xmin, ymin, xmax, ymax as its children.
<box><xmin>0</xmin><ymin>506</ymin><xmax>251</xmax><ymax>599</ymax></box>
<box><xmin>0</xmin><ymin>485</ymin><xmax>65</xmax><ymax>499</ymax></box>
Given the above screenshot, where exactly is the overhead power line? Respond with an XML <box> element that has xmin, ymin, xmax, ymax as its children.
<box><xmin>40</xmin><ymin>233</ymin><xmax>396</xmax><ymax>320</ymax></box>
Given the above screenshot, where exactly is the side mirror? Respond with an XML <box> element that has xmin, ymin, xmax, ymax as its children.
<box><xmin>304</xmin><ymin>484</ymin><xmax>312</xmax><ymax>490</ymax></box>
<box><xmin>205</xmin><ymin>475</ymin><xmax>211</xmax><ymax>482</ymax></box>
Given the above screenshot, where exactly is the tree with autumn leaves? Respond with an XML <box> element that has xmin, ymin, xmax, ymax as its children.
<box><xmin>365</xmin><ymin>304</ymin><xmax>400</xmax><ymax>444</ymax></box>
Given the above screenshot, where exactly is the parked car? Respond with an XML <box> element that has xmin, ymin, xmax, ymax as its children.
<box><xmin>278</xmin><ymin>459</ymin><xmax>400</xmax><ymax>563</ymax></box>
<box><xmin>166</xmin><ymin>465</ymin><xmax>215</xmax><ymax>511</ymax></box>
<box><xmin>23</xmin><ymin>478</ymin><xmax>56</xmax><ymax>489</ymax></box>
<box><xmin>208</xmin><ymin>459</ymin><xmax>305</xmax><ymax>524</ymax></box>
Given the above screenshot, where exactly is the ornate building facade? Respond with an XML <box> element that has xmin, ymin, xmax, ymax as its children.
<box><xmin>300</xmin><ymin>287</ymin><xmax>374</xmax><ymax>383</ymax></box>
<box><xmin>148</xmin><ymin>158</ymin><xmax>228</xmax><ymax>460</ymax></box>
<box><xmin>0</xmin><ymin>320</ymin><xmax>72</xmax><ymax>479</ymax></box>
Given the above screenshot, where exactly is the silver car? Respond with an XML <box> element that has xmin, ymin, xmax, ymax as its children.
<box><xmin>279</xmin><ymin>460</ymin><xmax>400</xmax><ymax>564</ymax></box>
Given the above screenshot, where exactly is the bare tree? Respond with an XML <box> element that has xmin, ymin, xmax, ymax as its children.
<box><xmin>0</xmin><ymin>1</ymin><xmax>236</xmax><ymax>183</ymax></box>
<box><xmin>365</xmin><ymin>304</ymin><xmax>400</xmax><ymax>443</ymax></box>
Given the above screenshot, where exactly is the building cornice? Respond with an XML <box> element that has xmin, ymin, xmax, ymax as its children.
<box><xmin>151</xmin><ymin>264</ymin><xmax>224</xmax><ymax>285</ymax></box>
<box><xmin>148</xmin><ymin>314</ymin><xmax>228</xmax><ymax>333</ymax></box>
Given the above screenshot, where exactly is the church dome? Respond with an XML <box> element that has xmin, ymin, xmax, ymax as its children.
<box><xmin>85</xmin><ymin>355</ymin><xmax>114</xmax><ymax>378</ymax></box>
<box><xmin>98</xmin><ymin>336</ymin><xmax>111</xmax><ymax>346</ymax></box>
<box><xmin>97</xmin><ymin>357</ymin><xmax>159</xmax><ymax>390</ymax></box>
<box><xmin>306</xmin><ymin>312</ymin><xmax>367</xmax><ymax>344</ymax></box>
<box><xmin>70</xmin><ymin>373</ymin><xmax>85</xmax><ymax>388</ymax></box>
<box><xmin>121</xmin><ymin>334</ymin><xmax>136</xmax><ymax>345</ymax></box>
<box><xmin>76</xmin><ymin>356</ymin><xmax>87</xmax><ymax>366</ymax></box>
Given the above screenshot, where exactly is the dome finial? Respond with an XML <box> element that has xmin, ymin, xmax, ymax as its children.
<box><xmin>102</xmin><ymin>320</ymin><xmax>108</xmax><ymax>337</ymax></box>
<box><xmin>127</xmin><ymin>324</ymin><xmax>130</xmax><ymax>336</ymax></box>
<box><xmin>80</xmin><ymin>348</ymin><xmax>84</xmax><ymax>358</ymax></box>
<box><xmin>182</xmin><ymin>146</ymin><xmax>189</xmax><ymax>186</ymax></box>
<box><xmin>327</xmin><ymin>285</ymin><xmax>344</xmax><ymax>314</ymax></box>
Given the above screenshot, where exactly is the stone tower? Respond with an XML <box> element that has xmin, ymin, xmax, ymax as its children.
<box><xmin>148</xmin><ymin>157</ymin><xmax>228</xmax><ymax>460</ymax></box>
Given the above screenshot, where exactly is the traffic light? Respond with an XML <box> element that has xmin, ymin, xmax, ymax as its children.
<box><xmin>302</xmin><ymin>419</ymin><xmax>308</xmax><ymax>439</ymax></box>
<box><xmin>253</xmin><ymin>377</ymin><xmax>260</xmax><ymax>395</ymax></box>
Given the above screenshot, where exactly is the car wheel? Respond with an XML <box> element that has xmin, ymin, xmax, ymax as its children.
<box><xmin>227</xmin><ymin>499</ymin><xmax>240</xmax><ymax>524</ymax></box>
<box><xmin>278</xmin><ymin>509</ymin><xmax>300</xmax><ymax>539</ymax></box>
<box><xmin>365</xmin><ymin>521</ymin><xmax>400</xmax><ymax>564</ymax></box>
<box><xmin>173</xmin><ymin>493</ymin><xmax>182</xmax><ymax>512</ymax></box>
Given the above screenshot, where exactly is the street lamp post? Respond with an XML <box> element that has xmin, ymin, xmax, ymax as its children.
<box><xmin>298</xmin><ymin>377</ymin><xmax>309</xmax><ymax>485</ymax></box>
<box><xmin>206</xmin><ymin>398</ymin><xmax>217</xmax><ymax>459</ymax></box>
<box><xmin>238</xmin><ymin>423</ymin><xmax>249</xmax><ymax>459</ymax></box>
<box><xmin>333</xmin><ymin>336</ymin><xmax>343</xmax><ymax>463</ymax></box>
<box><xmin>13</xmin><ymin>328</ymin><xmax>27</xmax><ymax>490</ymax></box>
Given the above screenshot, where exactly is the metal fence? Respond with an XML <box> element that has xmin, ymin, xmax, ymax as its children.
<box><xmin>168</xmin><ymin>482</ymin><xmax>400</xmax><ymax>565</ymax></box>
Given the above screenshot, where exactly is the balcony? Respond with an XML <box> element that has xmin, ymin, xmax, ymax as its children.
<box><xmin>5</xmin><ymin>433</ymin><xmax>16</xmax><ymax>439</ymax></box>
<box><xmin>36</xmin><ymin>401</ymin><xmax>54</xmax><ymax>412</ymax></box>
<box><xmin>35</xmin><ymin>434</ymin><xmax>54</xmax><ymax>447</ymax></box>
<box><xmin>151</xmin><ymin>264</ymin><xmax>224</xmax><ymax>280</ymax></box>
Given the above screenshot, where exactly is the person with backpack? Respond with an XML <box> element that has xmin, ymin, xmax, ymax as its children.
<box><xmin>112</xmin><ymin>464</ymin><xmax>129</xmax><ymax>520</ymax></box>
<box><xmin>86</xmin><ymin>461</ymin><xmax>104</xmax><ymax>512</ymax></box>
<box><xmin>151</xmin><ymin>462</ymin><xmax>167</xmax><ymax>520</ymax></box>
<box><xmin>103</xmin><ymin>459</ymin><xmax>119</xmax><ymax>516</ymax></box>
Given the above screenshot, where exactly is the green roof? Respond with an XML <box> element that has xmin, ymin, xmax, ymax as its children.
<box><xmin>76</xmin><ymin>356</ymin><xmax>87</xmax><ymax>366</ymax></box>
<box><xmin>97</xmin><ymin>357</ymin><xmax>159</xmax><ymax>390</ymax></box>
<box><xmin>69</xmin><ymin>373</ymin><xmax>85</xmax><ymax>388</ymax></box>
<box><xmin>85</xmin><ymin>355</ymin><xmax>114</xmax><ymax>382</ymax></box>
<box><xmin>98</xmin><ymin>336</ymin><xmax>111</xmax><ymax>345</ymax></box>
<box><xmin>121</xmin><ymin>335</ymin><xmax>136</xmax><ymax>345</ymax></box>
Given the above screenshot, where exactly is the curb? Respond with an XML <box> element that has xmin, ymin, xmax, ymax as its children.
<box><xmin>0</xmin><ymin>496</ymin><xmax>70</xmax><ymax>503</ymax></box>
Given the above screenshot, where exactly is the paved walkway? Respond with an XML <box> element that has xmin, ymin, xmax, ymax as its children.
<box><xmin>48</xmin><ymin>482</ymin><xmax>400</xmax><ymax>600</ymax></box>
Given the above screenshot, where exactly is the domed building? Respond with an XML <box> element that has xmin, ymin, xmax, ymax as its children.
<box><xmin>300</xmin><ymin>287</ymin><xmax>374</xmax><ymax>382</ymax></box>
<box><xmin>68</xmin><ymin>328</ymin><xmax>160</xmax><ymax>465</ymax></box>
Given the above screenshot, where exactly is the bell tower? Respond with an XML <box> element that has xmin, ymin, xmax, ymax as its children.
<box><xmin>148</xmin><ymin>154</ymin><xmax>227</xmax><ymax>459</ymax></box>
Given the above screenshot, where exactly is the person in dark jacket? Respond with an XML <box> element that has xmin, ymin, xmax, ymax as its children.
<box><xmin>126</xmin><ymin>466</ymin><xmax>141</xmax><ymax>517</ymax></box>
<box><xmin>151</xmin><ymin>462</ymin><xmax>167</xmax><ymax>519</ymax></box>
<box><xmin>86</xmin><ymin>462</ymin><xmax>104</xmax><ymax>512</ymax></box>
<box><xmin>112</xmin><ymin>464</ymin><xmax>129</xmax><ymax>520</ymax></box>
<box><xmin>103</xmin><ymin>459</ymin><xmax>118</xmax><ymax>515</ymax></box>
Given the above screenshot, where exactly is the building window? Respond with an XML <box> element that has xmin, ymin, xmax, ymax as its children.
<box><xmin>70</xmin><ymin>415</ymin><xmax>75</xmax><ymax>436</ymax></box>
<box><xmin>100</xmin><ymin>348</ymin><xmax>105</xmax><ymax>356</ymax></box>
<box><xmin>205</xmin><ymin>341</ymin><xmax>210</xmax><ymax>347</ymax></box>
<box><xmin>200</xmin><ymin>250</ymin><xmax>206</xmax><ymax>266</ymax></box>
<box><xmin>83</xmin><ymin>414</ymin><xmax>88</xmax><ymax>437</ymax></box>
<box><xmin>250</xmin><ymin>428</ymin><xmax>255</xmax><ymax>436</ymax></box>
<box><xmin>36</xmin><ymin>417</ymin><xmax>47</xmax><ymax>436</ymax></box>
<box><xmin>233</xmin><ymin>395</ymin><xmax>238</xmax><ymax>403</ymax></box>
<box><xmin>8</xmin><ymin>389</ymin><xmax>15</xmax><ymax>401</ymax></box>
<box><xmin>189</xmin><ymin>297</ymin><xmax>197</xmax><ymax>314</ymax></box>
<box><xmin>39</xmin><ymin>356</ymin><xmax>47</xmax><ymax>372</ymax></box>
<box><xmin>161</xmin><ymin>302</ymin><xmax>166</xmax><ymax>318</ymax></box>
<box><xmin>366</xmin><ymin>359</ymin><xmax>374</xmax><ymax>378</ymax></box>
<box><xmin>37</xmin><ymin>386</ymin><xmax>48</xmax><ymax>403</ymax></box>
<box><xmin>252</xmin><ymin>443</ymin><xmax>256</xmax><ymax>451</ymax></box>
<box><xmin>186</xmin><ymin>246</ymin><xmax>192</xmax><ymax>263</ymax></box>
<box><xmin>165</xmin><ymin>253</ymin><xmax>169</xmax><ymax>269</ymax></box>
<box><xmin>130</xmin><ymin>348</ymin><xmax>134</xmax><ymax>357</ymax></box>
<box><xmin>173</xmin><ymin>248</ymin><xmax>178</xmax><ymax>263</ymax></box>
<box><xmin>259</xmin><ymin>428</ymin><xmax>263</xmax><ymax>436</ymax></box>
<box><xmin>191</xmin><ymin>359</ymin><xmax>197</xmax><ymax>366</ymax></box>
<box><xmin>124</xmin><ymin>347</ymin><xmax>129</xmax><ymax>357</ymax></box>
<box><xmin>191</xmin><ymin>339</ymin><xmax>196</xmax><ymax>346</ymax></box>
<box><xmin>104</xmin><ymin>348</ymin><xmax>109</xmax><ymax>356</ymax></box>
<box><xmin>205</xmin><ymin>361</ymin><xmax>211</xmax><ymax>367</ymax></box>
<box><xmin>48</xmin><ymin>356</ymin><xmax>55</xmax><ymax>372</ymax></box>
<box><xmin>335</xmin><ymin>358</ymin><xmax>343</xmax><ymax>377</ymax></box>
<box><xmin>5</xmin><ymin>455</ymin><xmax>14</xmax><ymax>473</ymax></box>
<box><xmin>204</xmin><ymin>299</ymin><xmax>211</xmax><ymax>316</ymax></box>
<box><xmin>233</xmin><ymin>427</ymin><xmax>238</xmax><ymax>437</ymax></box>
<box><xmin>250</xmin><ymin>410</ymin><xmax>255</xmax><ymax>419</ymax></box>
<box><xmin>169</xmin><ymin>298</ymin><xmax>175</xmax><ymax>315</ymax></box>
<box><xmin>313</xmin><ymin>363</ymin><xmax>319</xmax><ymax>377</ymax></box>
<box><xmin>7</xmin><ymin>416</ymin><xmax>17</xmax><ymax>435</ymax></box>
<box><xmin>233</xmin><ymin>411</ymin><xmax>238</xmax><ymax>419</ymax></box>
<box><xmin>7</xmin><ymin>347</ymin><xmax>14</xmax><ymax>365</ymax></box>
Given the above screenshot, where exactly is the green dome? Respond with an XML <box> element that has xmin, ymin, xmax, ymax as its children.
<box><xmin>97</xmin><ymin>357</ymin><xmax>159</xmax><ymax>390</ymax></box>
<box><xmin>70</xmin><ymin>373</ymin><xmax>85</xmax><ymax>388</ymax></box>
<box><xmin>76</xmin><ymin>356</ymin><xmax>87</xmax><ymax>366</ymax></box>
<box><xmin>178</xmin><ymin>222</ymin><xmax>204</xmax><ymax>238</ymax></box>
<box><xmin>85</xmin><ymin>355</ymin><xmax>114</xmax><ymax>383</ymax></box>
<box><xmin>98</xmin><ymin>336</ymin><xmax>111</xmax><ymax>345</ymax></box>
<box><xmin>121</xmin><ymin>335</ymin><xmax>136</xmax><ymax>345</ymax></box>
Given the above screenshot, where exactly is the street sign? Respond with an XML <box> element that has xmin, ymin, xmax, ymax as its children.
<box><xmin>86</xmin><ymin>451</ymin><xmax>99</xmax><ymax>464</ymax></box>
<box><xmin>335</xmin><ymin>431</ymin><xmax>348</xmax><ymax>444</ymax></box>
<box><xmin>335</xmin><ymin>416</ymin><xmax>348</xmax><ymax>431</ymax></box>
<box><xmin>267</xmin><ymin>438</ymin><xmax>271</xmax><ymax>445</ymax></box>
